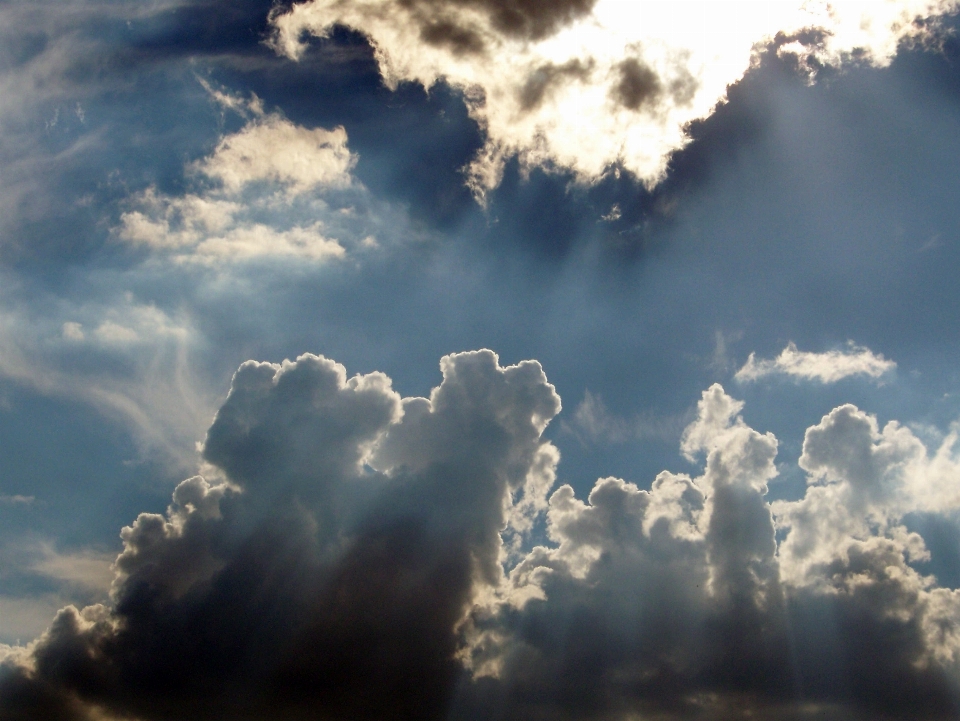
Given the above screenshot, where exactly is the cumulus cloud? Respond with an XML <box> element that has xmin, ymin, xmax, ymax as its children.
<box><xmin>0</xmin><ymin>349</ymin><xmax>562</xmax><ymax>720</ymax></box>
<box><xmin>269</xmin><ymin>0</ymin><xmax>960</xmax><ymax>196</ymax></box>
<box><xmin>196</xmin><ymin>113</ymin><xmax>354</xmax><ymax>194</ymax></box>
<box><xmin>115</xmin><ymin>89</ymin><xmax>375</xmax><ymax>265</ymax></box>
<box><xmin>462</xmin><ymin>385</ymin><xmax>960</xmax><ymax>719</ymax></box>
<box><xmin>3</xmin><ymin>355</ymin><xmax>960</xmax><ymax>719</ymax></box>
<box><xmin>736</xmin><ymin>340</ymin><xmax>896</xmax><ymax>383</ymax></box>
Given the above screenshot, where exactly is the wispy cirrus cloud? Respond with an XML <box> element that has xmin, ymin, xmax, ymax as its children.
<box><xmin>735</xmin><ymin>341</ymin><xmax>896</xmax><ymax>384</ymax></box>
<box><xmin>4</xmin><ymin>358</ymin><xmax>960</xmax><ymax>719</ymax></box>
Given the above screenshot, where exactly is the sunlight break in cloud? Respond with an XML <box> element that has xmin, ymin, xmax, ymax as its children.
<box><xmin>735</xmin><ymin>341</ymin><xmax>896</xmax><ymax>383</ymax></box>
<box><xmin>270</xmin><ymin>0</ymin><xmax>960</xmax><ymax>197</ymax></box>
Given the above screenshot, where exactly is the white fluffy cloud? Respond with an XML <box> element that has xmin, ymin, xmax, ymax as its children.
<box><xmin>269</xmin><ymin>0</ymin><xmax>960</xmax><ymax>196</ymax></box>
<box><xmin>116</xmin><ymin>93</ymin><xmax>373</xmax><ymax>265</ymax></box>
<box><xmin>3</xmin><ymin>355</ymin><xmax>960</xmax><ymax>719</ymax></box>
<box><xmin>196</xmin><ymin>113</ymin><xmax>354</xmax><ymax>194</ymax></box>
<box><xmin>735</xmin><ymin>340</ymin><xmax>896</xmax><ymax>383</ymax></box>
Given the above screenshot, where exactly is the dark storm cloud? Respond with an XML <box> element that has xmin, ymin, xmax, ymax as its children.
<box><xmin>4</xmin><ymin>364</ymin><xmax>960</xmax><ymax>721</ymax></box>
<box><xmin>0</xmin><ymin>350</ymin><xmax>562</xmax><ymax>721</ymax></box>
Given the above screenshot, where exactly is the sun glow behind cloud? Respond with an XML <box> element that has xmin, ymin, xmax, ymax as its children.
<box><xmin>270</xmin><ymin>0</ymin><xmax>959</xmax><ymax>196</ymax></box>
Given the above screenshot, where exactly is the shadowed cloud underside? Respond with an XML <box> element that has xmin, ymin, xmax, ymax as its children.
<box><xmin>3</xmin><ymin>352</ymin><xmax>960</xmax><ymax>720</ymax></box>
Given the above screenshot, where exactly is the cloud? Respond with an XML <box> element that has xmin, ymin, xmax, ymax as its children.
<box><xmin>774</xmin><ymin>403</ymin><xmax>960</xmax><ymax>585</ymax></box>
<box><xmin>115</xmin><ymin>94</ymin><xmax>363</xmax><ymax>265</ymax></box>
<box><xmin>735</xmin><ymin>341</ymin><xmax>896</xmax><ymax>383</ymax></box>
<box><xmin>269</xmin><ymin>0</ymin><xmax>960</xmax><ymax>196</ymax></box>
<box><xmin>0</xmin><ymin>349</ymin><xmax>562</xmax><ymax>720</ymax></box>
<box><xmin>194</xmin><ymin>110</ymin><xmax>355</xmax><ymax>195</ymax></box>
<box><xmin>0</xmin><ymin>290</ymin><xmax>210</xmax><ymax>470</ymax></box>
<box><xmin>3</xmin><ymin>356</ymin><xmax>960</xmax><ymax>719</ymax></box>
<box><xmin>461</xmin><ymin>384</ymin><xmax>960</xmax><ymax>719</ymax></box>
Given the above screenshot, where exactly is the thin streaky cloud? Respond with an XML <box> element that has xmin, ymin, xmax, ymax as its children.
<box><xmin>735</xmin><ymin>341</ymin><xmax>896</xmax><ymax>384</ymax></box>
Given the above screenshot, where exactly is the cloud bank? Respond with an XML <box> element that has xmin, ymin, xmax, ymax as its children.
<box><xmin>270</xmin><ymin>0</ymin><xmax>960</xmax><ymax>196</ymax></box>
<box><xmin>3</xmin><ymin>351</ymin><xmax>960</xmax><ymax>720</ymax></box>
<box><xmin>736</xmin><ymin>341</ymin><xmax>897</xmax><ymax>383</ymax></box>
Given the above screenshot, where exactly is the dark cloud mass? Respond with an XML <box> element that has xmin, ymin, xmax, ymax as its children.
<box><xmin>0</xmin><ymin>351</ymin><xmax>564</xmax><ymax>720</ymax></box>
<box><xmin>518</xmin><ymin>58</ymin><xmax>593</xmax><ymax>111</ymax></box>
<box><xmin>402</xmin><ymin>0</ymin><xmax>599</xmax><ymax>49</ymax></box>
<box><xmin>613</xmin><ymin>57</ymin><xmax>663</xmax><ymax>111</ymax></box>
<box><xmin>3</xmin><ymin>357</ymin><xmax>960</xmax><ymax>720</ymax></box>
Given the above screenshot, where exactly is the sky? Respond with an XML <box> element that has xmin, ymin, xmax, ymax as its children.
<box><xmin>3</xmin><ymin>0</ymin><xmax>960</xmax><ymax>719</ymax></box>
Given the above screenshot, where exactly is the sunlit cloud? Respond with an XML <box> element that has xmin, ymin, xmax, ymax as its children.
<box><xmin>117</xmin><ymin>93</ymin><xmax>359</xmax><ymax>265</ymax></box>
<box><xmin>270</xmin><ymin>0</ymin><xmax>960</xmax><ymax>197</ymax></box>
<box><xmin>735</xmin><ymin>341</ymin><xmax>896</xmax><ymax>383</ymax></box>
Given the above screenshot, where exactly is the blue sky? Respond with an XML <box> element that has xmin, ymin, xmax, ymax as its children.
<box><xmin>3</xmin><ymin>1</ymin><xmax>960</xmax><ymax>719</ymax></box>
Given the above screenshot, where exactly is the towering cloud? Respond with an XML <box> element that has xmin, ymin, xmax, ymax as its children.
<box><xmin>0</xmin><ymin>350</ymin><xmax>563</xmax><ymax>721</ymax></box>
<box><xmin>3</xmin><ymin>352</ymin><xmax>960</xmax><ymax>720</ymax></box>
<box><xmin>270</xmin><ymin>0</ymin><xmax>960</xmax><ymax>196</ymax></box>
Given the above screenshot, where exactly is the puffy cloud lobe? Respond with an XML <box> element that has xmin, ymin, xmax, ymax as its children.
<box><xmin>460</xmin><ymin>384</ymin><xmax>788</xmax><ymax>717</ymax></box>
<box><xmin>736</xmin><ymin>341</ymin><xmax>897</xmax><ymax>383</ymax></box>
<box><xmin>3</xmin><ymin>364</ymin><xmax>960</xmax><ymax>719</ymax></box>
<box><xmin>203</xmin><ymin>354</ymin><xmax>401</xmax><ymax>497</ymax></box>
<box><xmin>464</xmin><ymin>387</ymin><xmax>960</xmax><ymax>718</ymax></box>
<box><xmin>196</xmin><ymin>113</ymin><xmax>354</xmax><ymax>194</ymax></box>
<box><xmin>270</xmin><ymin>0</ymin><xmax>960</xmax><ymax>195</ymax></box>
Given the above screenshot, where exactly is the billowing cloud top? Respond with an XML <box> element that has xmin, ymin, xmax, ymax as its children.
<box><xmin>3</xmin><ymin>351</ymin><xmax>960</xmax><ymax>720</ymax></box>
<box><xmin>270</xmin><ymin>0</ymin><xmax>960</xmax><ymax>195</ymax></box>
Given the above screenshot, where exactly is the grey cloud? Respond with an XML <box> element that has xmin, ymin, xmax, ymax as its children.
<box><xmin>401</xmin><ymin>0</ymin><xmax>598</xmax><ymax>48</ymax></box>
<box><xmin>612</xmin><ymin>57</ymin><xmax>663</xmax><ymax>111</ymax></box>
<box><xmin>3</xmin><ymin>367</ymin><xmax>960</xmax><ymax>720</ymax></box>
<box><xmin>419</xmin><ymin>17</ymin><xmax>488</xmax><ymax>55</ymax></box>
<box><xmin>608</xmin><ymin>53</ymin><xmax>698</xmax><ymax>115</ymax></box>
<box><xmin>377</xmin><ymin>0</ymin><xmax>601</xmax><ymax>58</ymax></box>
<box><xmin>202</xmin><ymin>354</ymin><xmax>401</xmax><ymax>499</ymax></box>
<box><xmin>460</xmin><ymin>386</ymin><xmax>960</xmax><ymax>719</ymax></box>
<box><xmin>518</xmin><ymin>58</ymin><xmax>593</xmax><ymax>111</ymax></box>
<box><xmin>0</xmin><ymin>349</ymin><xmax>562</xmax><ymax>721</ymax></box>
